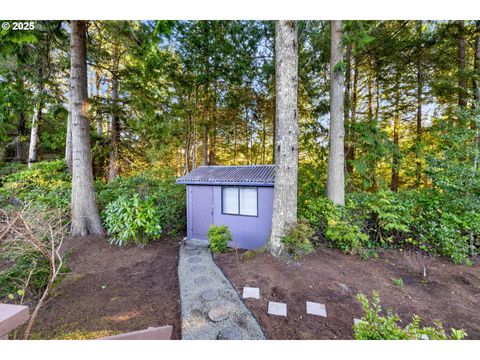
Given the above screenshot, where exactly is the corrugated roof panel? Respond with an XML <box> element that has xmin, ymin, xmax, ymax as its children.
<box><xmin>176</xmin><ymin>165</ymin><xmax>275</xmax><ymax>186</ymax></box>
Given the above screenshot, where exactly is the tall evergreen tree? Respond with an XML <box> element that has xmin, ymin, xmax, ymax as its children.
<box><xmin>69</xmin><ymin>20</ymin><xmax>105</xmax><ymax>236</ymax></box>
<box><xmin>269</xmin><ymin>20</ymin><xmax>298</xmax><ymax>256</ymax></box>
<box><xmin>326</xmin><ymin>20</ymin><xmax>346</xmax><ymax>206</ymax></box>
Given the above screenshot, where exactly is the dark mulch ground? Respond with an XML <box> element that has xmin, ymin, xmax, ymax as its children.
<box><xmin>28</xmin><ymin>235</ymin><xmax>181</xmax><ymax>339</ymax></box>
<box><xmin>214</xmin><ymin>248</ymin><xmax>480</xmax><ymax>340</ymax></box>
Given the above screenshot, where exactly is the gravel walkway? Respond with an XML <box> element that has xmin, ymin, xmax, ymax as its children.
<box><xmin>178</xmin><ymin>240</ymin><xmax>266</xmax><ymax>340</ymax></box>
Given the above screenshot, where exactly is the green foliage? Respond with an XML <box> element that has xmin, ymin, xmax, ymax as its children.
<box><xmin>0</xmin><ymin>160</ymin><xmax>70</xmax><ymax>209</ymax></box>
<box><xmin>391</xmin><ymin>277</ymin><xmax>404</xmax><ymax>287</ymax></box>
<box><xmin>349</xmin><ymin>120</ymin><xmax>396</xmax><ymax>191</ymax></box>
<box><xmin>103</xmin><ymin>193</ymin><xmax>163</xmax><ymax>247</ymax></box>
<box><xmin>0</xmin><ymin>252</ymin><xmax>50</xmax><ymax>298</ymax></box>
<box><xmin>301</xmin><ymin>188</ymin><xmax>479</xmax><ymax>264</ymax></box>
<box><xmin>354</xmin><ymin>291</ymin><xmax>467</xmax><ymax>340</ymax></box>
<box><xmin>351</xmin><ymin>190</ymin><xmax>414</xmax><ymax>246</ymax></box>
<box><xmin>207</xmin><ymin>225</ymin><xmax>232</xmax><ymax>253</ymax></box>
<box><xmin>98</xmin><ymin>173</ymin><xmax>186</xmax><ymax>237</ymax></box>
<box><xmin>0</xmin><ymin>161</ymin><xmax>26</xmax><ymax>179</ymax></box>
<box><xmin>324</xmin><ymin>218</ymin><xmax>369</xmax><ymax>255</ymax></box>
<box><xmin>301</xmin><ymin>197</ymin><xmax>369</xmax><ymax>254</ymax></box>
<box><xmin>281</xmin><ymin>220</ymin><xmax>315</xmax><ymax>260</ymax></box>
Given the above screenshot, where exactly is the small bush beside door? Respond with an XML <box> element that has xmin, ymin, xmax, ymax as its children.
<box><xmin>207</xmin><ymin>225</ymin><xmax>232</xmax><ymax>253</ymax></box>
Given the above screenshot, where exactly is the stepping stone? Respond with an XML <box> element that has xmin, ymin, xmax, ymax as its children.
<box><xmin>306</xmin><ymin>301</ymin><xmax>327</xmax><ymax>317</ymax></box>
<box><xmin>242</xmin><ymin>287</ymin><xmax>260</xmax><ymax>299</ymax></box>
<box><xmin>194</xmin><ymin>275</ymin><xmax>212</xmax><ymax>285</ymax></box>
<box><xmin>190</xmin><ymin>265</ymin><xmax>206</xmax><ymax>273</ymax></box>
<box><xmin>217</xmin><ymin>327</ymin><xmax>242</xmax><ymax>340</ymax></box>
<box><xmin>201</xmin><ymin>289</ymin><xmax>219</xmax><ymax>301</ymax></box>
<box><xmin>267</xmin><ymin>301</ymin><xmax>287</xmax><ymax>317</ymax></box>
<box><xmin>208</xmin><ymin>307</ymin><xmax>230</xmax><ymax>322</ymax></box>
<box><xmin>188</xmin><ymin>256</ymin><xmax>202</xmax><ymax>264</ymax></box>
<box><xmin>187</xmin><ymin>249</ymin><xmax>201</xmax><ymax>255</ymax></box>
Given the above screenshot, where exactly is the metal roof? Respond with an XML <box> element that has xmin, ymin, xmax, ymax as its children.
<box><xmin>176</xmin><ymin>165</ymin><xmax>275</xmax><ymax>186</ymax></box>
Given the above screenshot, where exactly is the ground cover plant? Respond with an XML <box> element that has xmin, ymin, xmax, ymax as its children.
<box><xmin>354</xmin><ymin>291</ymin><xmax>467</xmax><ymax>340</ymax></box>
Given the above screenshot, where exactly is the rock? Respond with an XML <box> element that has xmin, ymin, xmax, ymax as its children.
<box><xmin>217</xmin><ymin>327</ymin><xmax>241</xmax><ymax>340</ymax></box>
<box><xmin>208</xmin><ymin>307</ymin><xmax>230</xmax><ymax>322</ymax></box>
<box><xmin>190</xmin><ymin>265</ymin><xmax>206</xmax><ymax>273</ymax></box>
<box><xmin>201</xmin><ymin>289</ymin><xmax>219</xmax><ymax>301</ymax></box>
<box><xmin>339</xmin><ymin>283</ymin><xmax>350</xmax><ymax>292</ymax></box>
<box><xmin>187</xmin><ymin>249</ymin><xmax>201</xmax><ymax>255</ymax></box>
<box><xmin>194</xmin><ymin>275</ymin><xmax>212</xmax><ymax>285</ymax></box>
<box><xmin>188</xmin><ymin>256</ymin><xmax>202</xmax><ymax>264</ymax></box>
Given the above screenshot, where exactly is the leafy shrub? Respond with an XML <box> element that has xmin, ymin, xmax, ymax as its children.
<box><xmin>281</xmin><ymin>220</ymin><xmax>315</xmax><ymax>259</ymax></box>
<box><xmin>207</xmin><ymin>225</ymin><xmax>232</xmax><ymax>253</ymax></box>
<box><xmin>302</xmin><ymin>197</ymin><xmax>369</xmax><ymax>255</ymax></box>
<box><xmin>103</xmin><ymin>194</ymin><xmax>163</xmax><ymax>246</ymax></box>
<box><xmin>324</xmin><ymin>218</ymin><xmax>369</xmax><ymax>255</ymax></box>
<box><xmin>351</xmin><ymin>190</ymin><xmax>414</xmax><ymax>246</ymax></box>
<box><xmin>354</xmin><ymin>291</ymin><xmax>467</xmax><ymax>340</ymax></box>
<box><xmin>301</xmin><ymin>195</ymin><xmax>339</xmax><ymax>230</ymax></box>
<box><xmin>98</xmin><ymin>173</ymin><xmax>186</xmax><ymax>236</ymax></box>
<box><xmin>0</xmin><ymin>160</ymin><xmax>70</xmax><ymax>210</ymax></box>
<box><xmin>301</xmin><ymin>189</ymin><xmax>478</xmax><ymax>264</ymax></box>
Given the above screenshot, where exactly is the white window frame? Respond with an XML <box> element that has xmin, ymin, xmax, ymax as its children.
<box><xmin>221</xmin><ymin>186</ymin><xmax>258</xmax><ymax>217</ymax></box>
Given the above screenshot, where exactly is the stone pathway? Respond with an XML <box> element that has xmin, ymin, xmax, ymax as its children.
<box><xmin>178</xmin><ymin>240</ymin><xmax>266</xmax><ymax>340</ymax></box>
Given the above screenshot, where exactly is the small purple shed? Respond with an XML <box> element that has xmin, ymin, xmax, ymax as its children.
<box><xmin>176</xmin><ymin>165</ymin><xmax>275</xmax><ymax>250</ymax></box>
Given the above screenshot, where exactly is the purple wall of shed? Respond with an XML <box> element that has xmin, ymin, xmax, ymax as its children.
<box><xmin>186</xmin><ymin>184</ymin><xmax>273</xmax><ymax>250</ymax></box>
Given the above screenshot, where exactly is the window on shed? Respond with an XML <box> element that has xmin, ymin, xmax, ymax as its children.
<box><xmin>221</xmin><ymin>186</ymin><xmax>258</xmax><ymax>216</ymax></box>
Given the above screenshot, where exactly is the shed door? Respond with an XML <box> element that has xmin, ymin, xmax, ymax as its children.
<box><xmin>190</xmin><ymin>186</ymin><xmax>214</xmax><ymax>240</ymax></box>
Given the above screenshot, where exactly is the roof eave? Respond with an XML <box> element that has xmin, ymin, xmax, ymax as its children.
<box><xmin>176</xmin><ymin>180</ymin><xmax>274</xmax><ymax>187</ymax></box>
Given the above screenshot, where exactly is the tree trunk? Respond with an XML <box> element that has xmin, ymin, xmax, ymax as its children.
<box><xmin>185</xmin><ymin>111</ymin><xmax>192</xmax><ymax>173</ymax></box>
<box><xmin>475</xmin><ymin>21</ymin><xmax>480</xmax><ymax>104</ymax></box>
<box><xmin>272</xmin><ymin>87</ymin><xmax>276</xmax><ymax>164</ymax></box>
<box><xmin>346</xmin><ymin>56</ymin><xmax>359</xmax><ymax>177</ymax></box>
<box><xmin>192</xmin><ymin>128</ymin><xmax>197</xmax><ymax>170</ymax></box>
<box><xmin>344</xmin><ymin>43</ymin><xmax>352</xmax><ymax>176</ymax></box>
<box><xmin>70</xmin><ymin>20</ymin><xmax>105</xmax><ymax>237</ymax></box>
<box><xmin>473</xmin><ymin>21</ymin><xmax>480</xmax><ymax>174</ymax></box>
<box><xmin>209</xmin><ymin>86</ymin><xmax>217</xmax><ymax>165</ymax></box>
<box><xmin>209</xmin><ymin>126</ymin><xmax>216</xmax><ymax>165</ymax></box>
<box><xmin>95</xmin><ymin>70</ymin><xmax>103</xmax><ymax>136</ymax></box>
<box><xmin>245</xmin><ymin>106</ymin><xmax>250</xmax><ymax>164</ymax></box>
<box><xmin>415</xmin><ymin>20</ymin><xmax>423</xmax><ymax>187</ymax></box>
<box><xmin>262</xmin><ymin>106</ymin><xmax>267</xmax><ymax>164</ymax></box>
<box><xmin>65</xmin><ymin>108</ymin><xmax>73</xmax><ymax>174</ymax></box>
<box><xmin>390</xmin><ymin>74</ymin><xmax>401</xmax><ymax>192</ymax></box>
<box><xmin>268</xmin><ymin>20</ymin><xmax>298</xmax><ymax>256</ymax></box>
<box><xmin>108</xmin><ymin>74</ymin><xmax>120</xmax><ymax>181</ymax></box>
<box><xmin>326</xmin><ymin>20</ymin><xmax>346</xmax><ymax>206</ymax></box>
<box><xmin>15</xmin><ymin>111</ymin><xmax>26</xmax><ymax>161</ymax></box>
<box><xmin>233</xmin><ymin>118</ymin><xmax>237</xmax><ymax>165</ymax></box>
<box><xmin>458</xmin><ymin>20</ymin><xmax>466</xmax><ymax>108</ymax></box>
<box><xmin>202</xmin><ymin>125</ymin><xmax>208</xmax><ymax>165</ymax></box>
<box><xmin>27</xmin><ymin>83</ymin><xmax>44</xmax><ymax>168</ymax></box>
<box><xmin>367</xmin><ymin>73</ymin><xmax>373</xmax><ymax>118</ymax></box>
<box><xmin>14</xmin><ymin>76</ymin><xmax>27</xmax><ymax>162</ymax></box>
